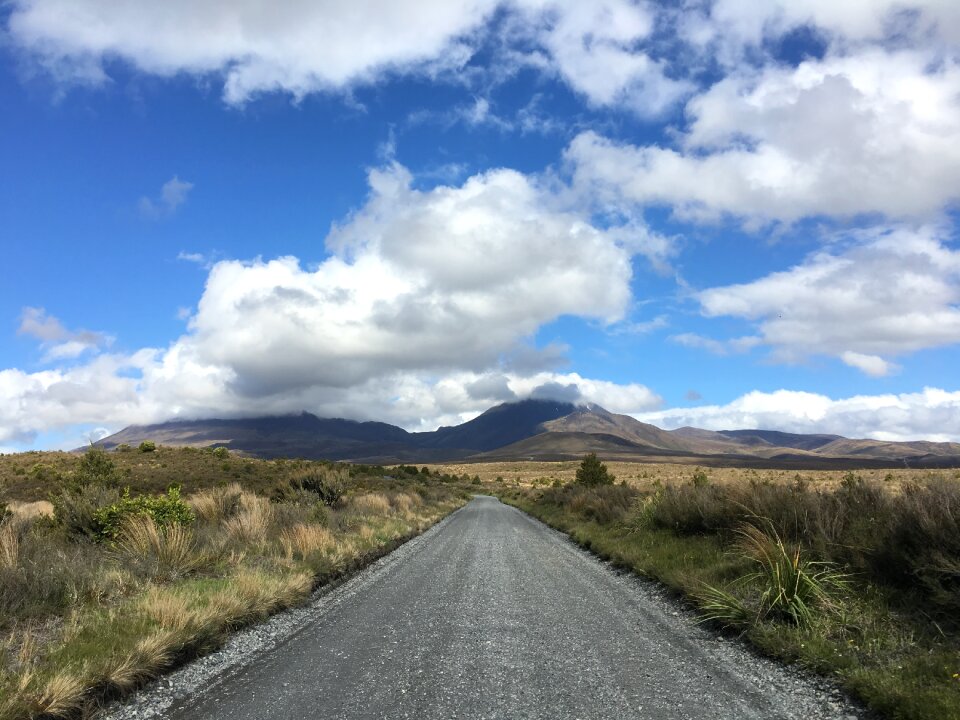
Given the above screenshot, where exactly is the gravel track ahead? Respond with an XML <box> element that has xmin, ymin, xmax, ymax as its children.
<box><xmin>113</xmin><ymin>495</ymin><xmax>865</xmax><ymax>720</ymax></box>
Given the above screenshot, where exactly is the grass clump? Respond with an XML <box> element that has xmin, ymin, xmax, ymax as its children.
<box><xmin>697</xmin><ymin>521</ymin><xmax>849</xmax><ymax>629</ymax></box>
<box><xmin>496</xmin><ymin>472</ymin><xmax>960</xmax><ymax>720</ymax></box>
<box><xmin>0</xmin><ymin>453</ymin><xmax>470</xmax><ymax>719</ymax></box>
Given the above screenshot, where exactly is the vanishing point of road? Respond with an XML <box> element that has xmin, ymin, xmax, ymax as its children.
<box><xmin>163</xmin><ymin>496</ymin><xmax>862</xmax><ymax>720</ymax></box>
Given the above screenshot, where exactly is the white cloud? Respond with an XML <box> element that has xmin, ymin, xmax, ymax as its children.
<box><xmin>671</xmin><ymin>333</ymin><xmax>761</xmax><ymax>355</ymax></box>
<box><xmin>0</xmin><ymin>160</ymin><xmax>660</xmax><ymax>444</ymax></box>
<box><xmin>140</xmin><ymin>176</ymin><xmax>193</xmax><ymax>218</ymax></box>
<box><xmin>509</xmin><ymin>0</ymin><xmax>694</xmax><ymax>116</ymax></box>
<box><xmin>636</xmin><ymin>387</ymin><xmax>960</xmax><ymax>443</ymax></box>
<box><xmin>691</xmin><ymin>226</ymin><xmax>960</xmax><ymax>372</ymax></box>
<box><xmin>17</xmin><ymin>307</ymin><xmax>108</xmax><ymax>362</ymax></box>
<box><xmin>681</xmin><ymin>1</ymin><xmax>960</xmax><ymax>60</ymax></box>
<box><xmin>840</xmin><ymin>352</ymin><xmax>898</xmax><ymax>378</ymax></box>
<box><xmin>7</xmin><ymin>0</ymin><xmax>498</xmax><ymax>104</ymax></box>
<box><xmin>566</xmin><ymin>49</ymin><xmax>960</xmax><ymax>223</ymax></box>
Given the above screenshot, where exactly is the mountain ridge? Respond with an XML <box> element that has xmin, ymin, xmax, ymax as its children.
<box><xmin>95</xmin><ymin>399</ymin><xmax>960</xmax><ymax>469</ymax></box>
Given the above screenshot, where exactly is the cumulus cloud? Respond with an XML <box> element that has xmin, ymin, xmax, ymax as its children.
<box><xmin>0</xmin><ymin>160</ymin><xmax>660</xmax><ymax>444</ymax></box>
<box><xmin>566</xmin><ymin>49</ymin><xmax>960</xmax><ymax>223</ymax></box>
<box><xmin>508</xmin><ymin>0</ymin><xmax>693</xmax><ymax>116</ymax></box>
<box><xmin>139</xmin><ymin>176</ymin><xmax>193</xmax><ymax>218</ymax></box>
<box><xmin>5</xmin><ymin>0</ymin><xmax>696</xmax><ymax>114</ymax></box>
<box><xmin>636</xmin><ymin>387</ymin><xmax>960</xmax><ymax>443</ymax></box>
<box><xmin>679</xmin><ymin>0</ymin><xmax>960</xmax><ymax>61</ymax></box>
<box><xmin>691</xmin><ymin>226</ymin><xmax>960</xmax><ymax>372</ymax></box>
<box><xmin>7</xmin><ymin>0</ymin><xmax>497</xmax><ymax>103</ymax></box>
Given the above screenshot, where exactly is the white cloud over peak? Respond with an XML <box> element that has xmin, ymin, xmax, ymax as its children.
<box><xmin>637</xmin><ymin>387</ymin><xmax>960</xmax><ymax>443</ymax></box>
<box><xmin>692</xmin><ymin>226</ymin><xmax>960</xmax><ymax>372</ymax></box>
<box><xmin>0</xmin><ymin>160</ymin><xmax>656</xmax><ymax>444</ymax></box>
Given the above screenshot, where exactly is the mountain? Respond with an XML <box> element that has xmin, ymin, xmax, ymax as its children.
<box><xmin>94</xmin><ymin>400</ymin><xmax>960</xmax><ymax>469</ymax></box>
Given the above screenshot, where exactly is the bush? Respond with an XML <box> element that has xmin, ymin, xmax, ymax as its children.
<box><xmin>285</xmin><ymin>468</ymin><xmax>346</xmax><ymax>507</ymax></box>
<box><xmin>138</xmin><ymin>441</ymin><xmax>156</xmax><ymax>453</ymax></box>
<box><xmin>52</xmin><ymin>483</ymin><xmax>121</xmax><ymax>539</ymax></box>
<box><xmin>93</xmin><ymin>486</ymin><xmax>194</xmax><ymax>540</ymax></box>
<box><xmin>72</xmin><ymin>447</ymin><xmax>122</xmax><ymax>488</ymax></box>
<box><xmin>212</xmin><ymin>447</ymin><xmax>229</xmax><ymax>459</ymax></box>
<box><xmin>575</xmin><ymin>453</ymin><xmax>614</xmax><ymax>486</ymax></box>
<box><xmin>544</xmin><ymin>483</ymin><xmax>637</xmax><ymax>524</ymax></box>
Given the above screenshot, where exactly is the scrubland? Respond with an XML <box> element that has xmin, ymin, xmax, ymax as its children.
<box><xmin>495</xmin><ymin>464</ymin><xmax>960</xmax><ymax>720</ymax></box>
<box><xmin>0</xmin><ymin>448</ymin><xmax>468</xmax><ymax>719</ymax></box>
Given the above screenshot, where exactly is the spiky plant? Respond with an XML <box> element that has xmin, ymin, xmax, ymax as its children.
<box><xmin>697</xmin><ymin>519</ymin><xmax>850</xmax><ymax>630</ymax></box>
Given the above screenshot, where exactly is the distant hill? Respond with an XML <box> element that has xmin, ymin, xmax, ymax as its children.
<box><xmin>95</xmin><ymin>399</ymin><xmax>960</xmax><ymax>469</ymax></box>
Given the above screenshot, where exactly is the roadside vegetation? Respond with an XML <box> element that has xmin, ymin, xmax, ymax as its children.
<box><xmin>0</xmin><ymin>447</ymin><xmax>469</xmax><ymax>719</ymax></box>
<box><xmin>497</xmin><ymin>456</ymin><xmax>960</xmax><ymax>720</ymax></box>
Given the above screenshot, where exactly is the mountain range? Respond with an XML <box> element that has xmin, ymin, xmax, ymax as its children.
<box><xmin>95</xmin><ymin>399</ymin><xmax>960</xmax><ymax>469</ymax></box>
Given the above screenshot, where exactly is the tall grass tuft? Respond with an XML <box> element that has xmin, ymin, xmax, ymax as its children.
<box><xmin>279</xmin><ymin>524</ymin><xmax>335</xmax><ymax>561</ymax></box>
<box><xmin>115</xmin><ymin>515</ymin><xmax>203</xmax><ymax>581</ymax></box>
<box><xmin>697</xmin><ymin>521</ymin><xmax>849</xmax><ymax>629</ymax></box>
<box><xmin>223</xmin><ymin>493</ymin><xmax>272</xmax><ymax>546</ymax></box>
<box><xmin>190</xmin><ymin>483</ymin><xmax>242</xmax><ymax>524</ymax></box>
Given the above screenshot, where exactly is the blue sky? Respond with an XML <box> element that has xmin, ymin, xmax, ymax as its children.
<box><xmin>2</xmin><ymin>1</ymin><xmax>960</xmax><ymax>450</ymax></box>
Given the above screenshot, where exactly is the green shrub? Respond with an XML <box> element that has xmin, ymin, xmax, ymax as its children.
<box><xmin>283</xmin><ymin>468</ymin><xmax>346</xmax><ymax>507</ymax></box>
<box><xmin>93</xmin><ymin>486</ymin><xmax>194</xmax><ymax>540</ymax></box>
<box><xmin>213</xmin><ymin>446</ymin><xmax>229</xmax><ymax>459</ymax></box>
<box><xmin>691</xmin><ymin>468</ymin><xmax>710</xmax><ymax>487</ymax></box>
<box><xmin>575</xmin><ymin>453</ymin><xmax>614</xmax><ymax>486</ymax></box>
<box><xmin>138</xmin><ymin>441</ymin><xmax>156</xmax><ymax>453</ymax></box>
<box><xmin>72</xmin><ymin>446</ymin><xmax>122</xmax><ymax>488</ymax></box>
<box><xmin>114</xmin><ymin>443</ymin><xmax>132</xmax><ymax>452</ymax></box>
<box><xmin>52</xmin><ymin>483</ymin><xmax>121</xmax><ymax>539</ymax></box>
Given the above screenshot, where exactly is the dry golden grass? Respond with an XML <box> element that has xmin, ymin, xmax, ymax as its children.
<box><xmin>279</xmin><ymin>524</ymin><xmax>335</xmax><ymax>561</ymax></box>
<box><xmin>223</xmin><ymin>492</ymin><xmax>272</xmax><ymax>545</ymax></box>
<box><xmin>115</xmin><ymin>516</ymin><xmax>201</xmax><ymax>579</ymax></box>
<box><xmin>5</xmin><ymin>501</ymin><xmax>54</xmax><ymax>521</ymax></box>
<box><xmin>29</xmin><ymin>671</ymin><xmax>86</xmax><ymax>718</ymax></box>
<box><xmin>428</xmin><ymin>460</ymin><xmax>946</xmax><ymax>491</ymax></box>
<box><xmin>0</xmin><ymin>521</ymin><xmax>19</xmax><ymax>570</ymax></box>
<box><xmin>189</xmin><ymin>483</ymin><xmax>242</xmax><ymax>524</ymax></box>
<box><xmin>349</xmin><ymin>493</ymin><xmax>391</xmax><ymax>516</ymax></box>
<box><xmin>390</xmin><ymin>492</ymin><xmax>422</xmax><ymax>515</ymax></box>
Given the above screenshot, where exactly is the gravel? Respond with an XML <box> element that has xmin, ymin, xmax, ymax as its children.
<box><xmin>101</xmin><ymin>496</ymin><xmax>872</xmax><ymax>720</ymax></box>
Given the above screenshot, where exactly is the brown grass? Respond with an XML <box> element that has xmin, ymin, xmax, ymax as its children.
<box><xmin>115</xmin><ymin>515</ymin><xmax>203</xmax><ymax>580</ymax></box>
<box><xmin>222</xmin><ymin>493</ymin><xmax>272</xmax><ymax>545</ymax></box>
<box><xmin>279</xmin><ymin>524</ymin><xmax>335</xmax><ymax>561</ymax></box>
<box><xmin>189</xmin><ymin>483</ymin><xmax>242</xmax><ymax>524</ymax></box>
<box><xmin>348</xmin><ymin>493</ymin><xmax>391</xmax><ymax>516</ymax></box>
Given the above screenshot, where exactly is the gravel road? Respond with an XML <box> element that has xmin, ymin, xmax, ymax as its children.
<box><xmin>107</xmin><ymin>495</ymin><xmax>867</xmax><ymax>720</ymax></box>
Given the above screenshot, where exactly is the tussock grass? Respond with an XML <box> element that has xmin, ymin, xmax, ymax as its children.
<box><xmin>697</xmin><ymin>522</ymin><xmax>849</xmax><ymax>629</ymax></box>
<box><xmin>348</xmin><ymin>493</ymin><xmax>391</xmax><ymax>516</ymax></box>
<box><xmin>499</xmin><ymin>474</ymin><xmax>960</xmax><ymax>720</ymax></box>
<box><xmin>115</xmin><ymin>515</ymin><xmax>204</xmax><ymax>581</ymax></box>
<box><xmin>189</xmin><ymin>484</ymin><xmax>242</xmax><ymax>524</ymax></box>
<box><xmin>0</xmin><ymin>520</ymin><xmax>19</xmax><ymax>570</ymax></box>
<box><xmin>0</xmin><ymin>449</ymin><xmax>469</xmax><ymax>720</ymax></box>
<box><xmin>222</xmin><ymin>493</ymin><xmax>272</xmax><ymax>546</ymax></box>
<box><xmin>279</xmin><ymin>524</ymin><xmax>335</xmax><ymax>562</ymax></box>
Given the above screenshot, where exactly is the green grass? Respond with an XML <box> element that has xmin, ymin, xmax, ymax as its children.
<box><xmin>497</xmin><ymin>483</ymin><xmax>960</xmax><ymax>720</ymax></box>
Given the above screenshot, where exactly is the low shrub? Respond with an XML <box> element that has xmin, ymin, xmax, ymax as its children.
<box><xmin>138</xmin><ymin>441</ymin><xmax>156</xmax><ymax>453</ymax></box>
<box><xmin>94</xmin><ymin>486</ymin><xmax>194</xmax><ymax>541</ymax></box>
<box><xmin>52</xmin><ymin>482</ymin><xmax>121</xmax><ymax>539</ymax></box>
